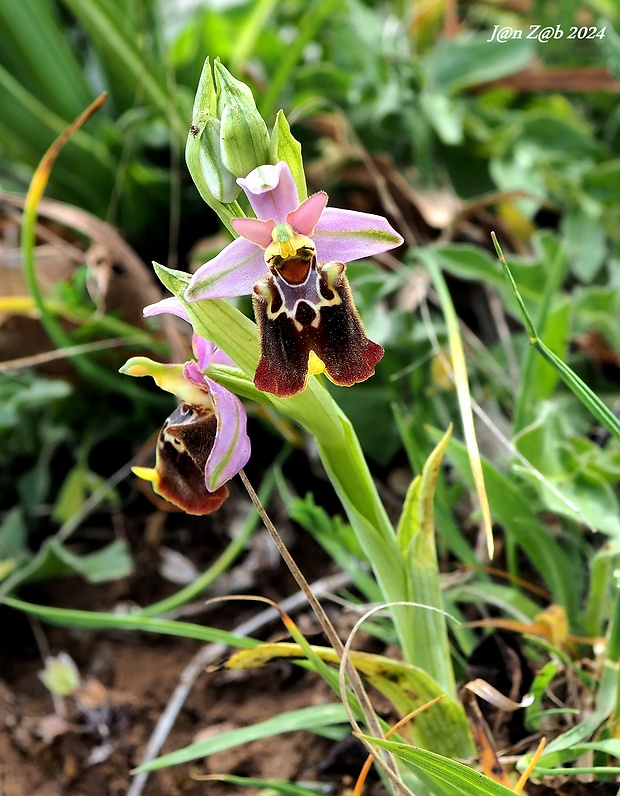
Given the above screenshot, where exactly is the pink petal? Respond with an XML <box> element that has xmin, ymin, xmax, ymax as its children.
<box><xmin>231</xmin><ymin>217</ymin><xmax>275</xmax><ymax>248</ymax></box>
<box><xmin>237</xmin><ymin>162</ymin><xmax>299</xmax><ymax>222</ymax></box>
<box><xmin>193</xmin><ymin>335</ymin><xmax>236</xmax><ymax>370</ymax></box>
<box><xmin>287</xmin><ymin>192</ymin><xmax>328</xmax><ymax>235</ymax></box>
<box><xmin>185</xmin><ymin>237</ymin><xmax>266</xmax><ymax>301</ymax></box>
<box><xmin>183</xmin><ymin>361</ymin><xmax>209</xmax><ymax>392</ymax></box>
<box><xmin>204</xmin><ymin>377</ymin><xmax>251</xmax><ymax>491</ymax></box>
<box><xmin>312</xmin><ymin>207</ymin><xmax>404</xmax><ymax>263</ymax></box>
<box><xmin>143</xmin><ymin>296</ymin><xmax>190</xmax><ymax>322</ymax></box>
<box><xmin>192</xmin><ymin>335</ymin><xmax>216</xmax><ymax>369</ymax></box>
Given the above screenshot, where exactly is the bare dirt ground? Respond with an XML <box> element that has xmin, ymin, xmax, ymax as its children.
<box><xmin>0</xmin><ymin>501</ymin><xmax>378</xmax><ymax>796</ymax></box>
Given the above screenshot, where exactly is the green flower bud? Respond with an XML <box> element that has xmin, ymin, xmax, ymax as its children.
<box><xmin>187</xmin><ymin>114</ymin><xmax>240</xmax><ymax>203</ymax></box>
<box><xmin>213</xmin><ymin>59</ymin><xmax>256</xmax><ymax>116</ymax></box>
<box><xmin>214</xmin><ymin>60</ymin><xmax>271</xmax><ymax>179</ymax></box>
<box><xmin>186</xmin><ymin>58</ymin><xmax>239</xmax><ymax>204</ymax></box>
<box><xmin>194</xmin><ymin>57</ymin><xmax>217</xmax><ymax>117</ymax></box>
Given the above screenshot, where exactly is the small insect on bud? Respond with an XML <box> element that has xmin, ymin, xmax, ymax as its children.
<box><xmin>187</xmin><ymin>113</ymin><xmax>240</xmax><ymax>203</ymax></box>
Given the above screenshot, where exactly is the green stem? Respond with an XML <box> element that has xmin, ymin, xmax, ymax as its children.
<box><xmin>513</xmin><ymin>241</ymin><xmax>568</xmax><ymax>432</ymax></box>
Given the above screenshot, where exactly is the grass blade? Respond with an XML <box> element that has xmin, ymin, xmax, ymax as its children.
<box><xmin>133</xmin><ymin>704</ymin><xmax>348</xmax><ymax>772</ymax></box>
<box><xmin>421</xmin><ymin>250</ymin><xmax>494</xmax><ymax>558</ymax></box>
<box><xmin>492</xmin><ymin>233</ymin><xmax>620</xmax><ymax>442</ymax></box>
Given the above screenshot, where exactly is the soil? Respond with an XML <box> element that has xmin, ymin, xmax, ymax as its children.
<box><xmin>0</xmin><ymin>493</ymin><xmax>378</xmax><ymax>796</ymax></box>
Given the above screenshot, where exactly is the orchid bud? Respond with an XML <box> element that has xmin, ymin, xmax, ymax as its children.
<box><xmin>186</xmin><ymin>58</ymin><xmax>239</xmax><ymax>204</ymax></box>
<box><xmin>214</xmin><ymin>60</ymin><xmax>270</xmax><ymax>179</ymax></box>
<box><xmin>187</xmin><ymin>114</ymin><xmax>239</xmax><ymax>203</ymax></box>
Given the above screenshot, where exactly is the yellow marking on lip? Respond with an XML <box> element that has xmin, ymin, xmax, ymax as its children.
<box><xmin>266</xmin><ymin>224</ymin><xmax>316</xmax><ymax>264</ymax></box>
<box><xmin>308</xmin><ymin>351</ymin><xmax>326</xmax><ymax>376</ymax></box>
<box><xmin>132</xmin><ymin>466</ymin><xmax>160</xmax><ymax>486</ymax></box>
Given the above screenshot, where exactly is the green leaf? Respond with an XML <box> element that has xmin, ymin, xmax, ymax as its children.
<box><xmin>561</xmin><ymin>206</ymin><xmax>607</xmax><ymax>283</ymax></box>
<box><xmin>357</xmin><ymin>736</ymin><xmax>515</xmax><ymax>796</ymax></box>
<box><xmin>515</xmin><ymin>406</ymin><xmax>620</xmax><ymax>537</ymax></box>
<box><xmin>2</xmin><ymin>595</ymin><xmax>261</xmax><ymax>649</ymax></box>
<box><xmin>0</xmin><ymin>538</ymin><xmax>133</xmax><ymax>596</ymax></box>
<box><xmin>422</xmin><ymin>34</ymin><xmax>535</xmax><ymax>93</ymax></box>
<box><xmin>227</xmin><ymin>641</ymin><xmax>473</xmax><ymax>759</ymax></box>
<box><xmin>492</xmin><ymin>235</ymin><xmax>620</xmax><ymax>445</ymax></box>
<box><xmin>397</xmin><ymin>427</ymin><xmax>457</xmax><ymax>698</ymax></box>
<box><xmin>0</xmin><ymin>0</ymin><xmax>93</xmax><ymax>119</ymax></box>
<box><xmin>434</xmin><ymin>429</ymin><xmax>578</xmax><ymax>616</ymax></box>
<box><xmin>528</xmin><ymin>297</ymin><xmax>571</xmax><ymax>402</ymax></box>
<box><xmin>59</xmin><ymin>0</ymin><xmax>176</xmax><ymax>125</ymax></box>
<box><xmin>419</xmin><ymin>91</ymin><xmax>463</xmax><ymax>145</ymax></box>
<box><xmin>52</xmin><ymin>465</ymin><xmax>88</xmax><ymax>525</ymax></box>
<box><xmin>0</xmin><ymin>508</ymin><xmax>28</xmax><ymax>582</ymax></box>
<box><xmin>270</xmin><ymin>110</ymin><xmax>307</xmax><ymax>201</ymax></box>
<box><xmin>134</xmin><ymin>704</ymin><xmax>349</xmax><ymax>772</ymax></box>
<box><xmin>396</xmin><ymin>476</ymin><xmax>422</xmax><ymax>554</ymax></box>
<box><xmin>191</xmin><ymin>774</ymin><xmax>327</xmax><ymax>796</ymax></box>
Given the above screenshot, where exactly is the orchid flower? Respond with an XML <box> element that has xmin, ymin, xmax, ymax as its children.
<box><xmin>177</xmin><ymin>161</ymin><xmax>403</xmax><ymax>398</ymax></box>
<box><xmin>121</xmin><ymin>333</ymin><xmax>250</xmax><ymax>515</ymax></box>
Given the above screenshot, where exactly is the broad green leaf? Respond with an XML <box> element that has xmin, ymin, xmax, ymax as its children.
<box><xmin>0</xmin><ymin>538</ymin><xmax>132</xmax><ymax>596</ymax></box>
<box><xmin>0</xmin><ymin>508</ymin><xmax>28</xmax><ymax>582</ymax></box>
<box><xmin>0</xmin><ymin>508</ymin><xmax>26</xmax><ymax>559</ymax></box>
<box><xmin>561</xmin><ymin>206</ymin><xmax>607</xmax><ymax>283</ymax></box>
<box><xmin>600</xmin><ymin>18</ymin><xmax>620</xmax><ymax>81</ymax></box>
<box><xmin>572</xmin><ymin>286</ymin><xmax>620</xmax><ymax>351</ymax></box>
<box><xmin>583</xmin><ymin>159</ymin><xmax>620</xmax><ymax>205</ymax></box>
<box><xmin>53</xmin><ymin>465</ymin><xmax>88</xmax><ymax>525</ymax></box>
<box><xmin>515</xmin><ymin>403</ymin><xmax>620</xmax><ymax>536</ymax></box>
<box><xmin>226</xmin><ymin>641</ymin><xmax>474</xmax><ymax>759</ymax></box>
<box><xmin>419</xmin><ymin>91</ymin><xmax>463</xmax><ymax>145</ymax></box>
<box><xmin>422</xmin><ymin>35</ymin><xmax>535</xmax><ymax>93</ymax></box>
